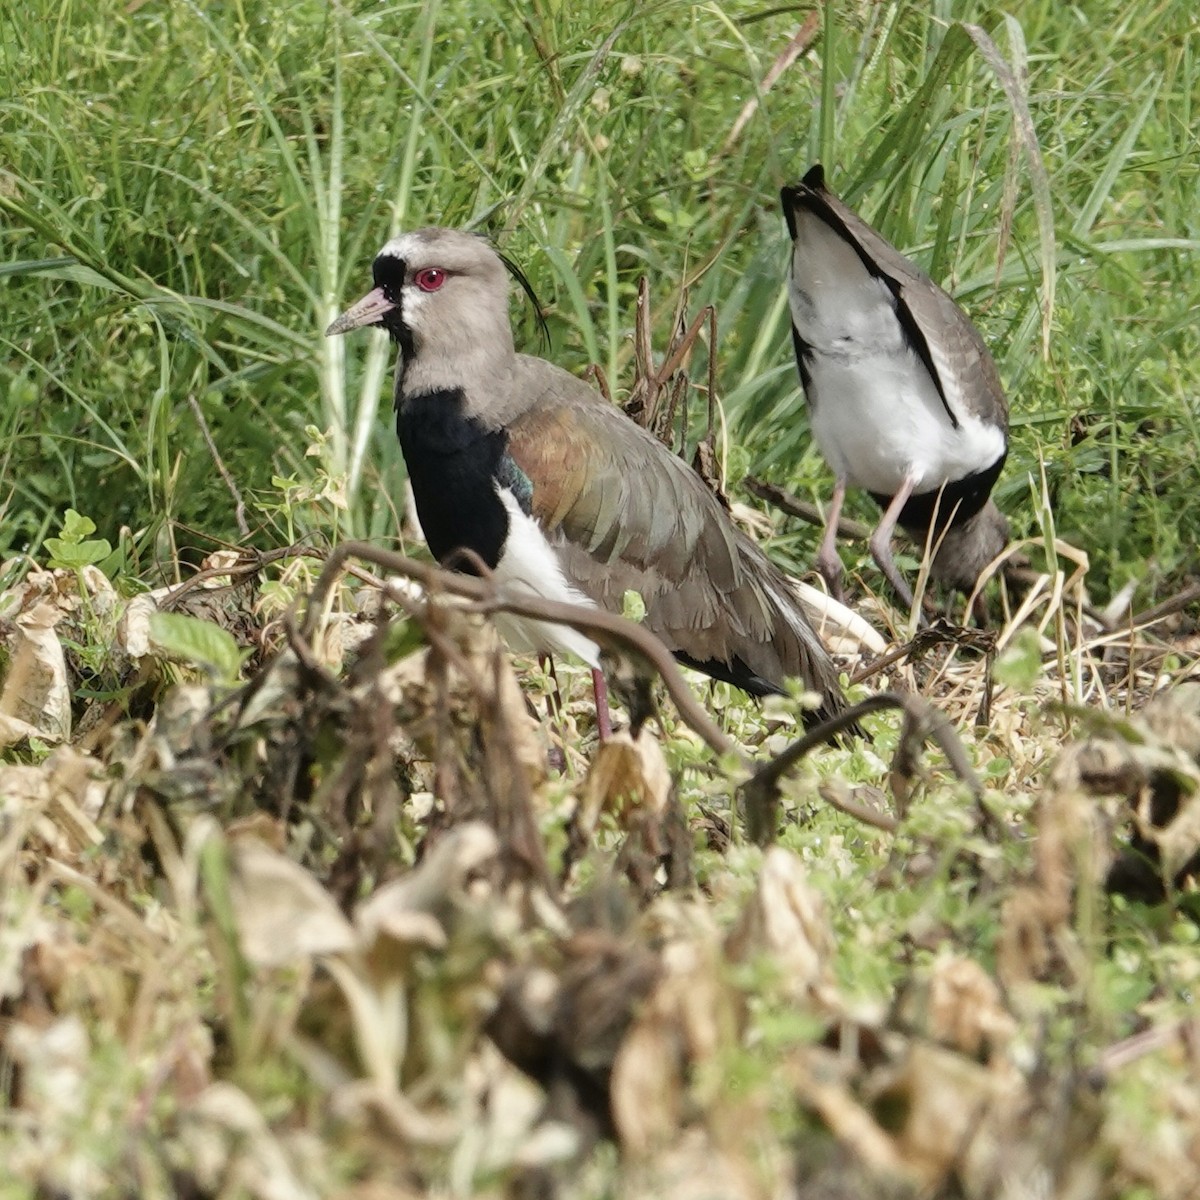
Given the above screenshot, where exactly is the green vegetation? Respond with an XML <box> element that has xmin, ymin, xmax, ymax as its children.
<box><xmin>3</xmin><ymin>0</ymin><xmax>1196</xmax><ymax>597</ymax></box>
<box><xmin>2</xmin><ymin>2</ymin><xmax>1199</xmax><ymax>1197</ymax></box>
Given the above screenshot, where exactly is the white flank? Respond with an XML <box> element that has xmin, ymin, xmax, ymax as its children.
<box><xmin>491</xmin><ymin>489</ymin><xmax>602</xmax><ymax>668</ymax></box>
<box><xmin>789</xmin><ymin>213</ymin><xmax>1005</xmax><ymax>496</ymax></box>
<box><xmin>803</xmin><ymin>349</ymin><xmax>1005</xmax><ymax>497</ymax></box>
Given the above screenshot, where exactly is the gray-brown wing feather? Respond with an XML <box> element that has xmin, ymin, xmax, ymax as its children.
<box><xmin>784</xmin><ymin>175</ymin><xmax>1008</xmax><ymax>432</ymax></box>
<box><xmin>504</xmin><ymin>357</ymin><xmax>845</xmax><ymax>712</ymax></box>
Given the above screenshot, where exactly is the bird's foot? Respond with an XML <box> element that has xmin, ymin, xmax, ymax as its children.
<box><xmin>815</xmin><ymin>548</ymin><xmax>846</xmax><ymax>604</ymax></box>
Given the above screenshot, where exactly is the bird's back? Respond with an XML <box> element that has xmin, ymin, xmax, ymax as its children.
<box><xmin>505</xmin><ymin>357</ymin><xmax>849</xmax><ymax>722</ymax></box>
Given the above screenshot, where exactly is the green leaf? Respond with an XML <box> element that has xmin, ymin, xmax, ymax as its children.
<box><xmin>44</xmin><ymin>509</ymin><xmax>113</xmax><ymax>570</ymax></box>
<box><xmin>993</xmin><ymin>627</ymin><xmax>1043</xmax><ymax>691</ymax></box>
<box><xmin>61</xmin><ymin>509</ymin><xmax>98</xmax><ymax>541</ymax></box>
<box><xmin>148</xmin><ymin>612</ymin><xmax>246</xmax><ymax>682</ymax></box>
<box><xmin>621</xmin><ymin>589</ymin><xmax>647</xmax><ymax>623</ymax></box>
<box><xmin>44</xmin><ymin>535</ymin><xmax>113</xmax><ymax>569</ymax></box>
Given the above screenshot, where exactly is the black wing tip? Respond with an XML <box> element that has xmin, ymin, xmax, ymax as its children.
<box><xmin>802</xmin><ymin>163</ymin><xmax>826</xmax><ymax>188</ymax></box>
<box><xmin>781</xmin><ymin>164</ymin><xmax>831</xmax><ymax>236</ymax></box>
<box><xmin>673</xmin><ymin>651</ymin><xmax>784</xmax><ymax>698</ymax></box>
<box><xmin>672</xmin><ymin>650</ymin><xmax>862</xmax><ymax>742</ymax></box>
<box><xmin>781</xmin><ymin>163</ymin><xmax>827</xmax><ymax>201</ymax></box>
<box><xmin>781</xmin><ymin>195</ymin><xmax>798</xmax><ymax>239</ymax></box>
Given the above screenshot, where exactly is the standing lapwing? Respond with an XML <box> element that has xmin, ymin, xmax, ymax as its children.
<box><xmin>781</xmin><ymin>165</ymin><xmax>1010</xmax><ymax>611</ymax></box>
<box><xmin>325</xmin><ymin>228</ymin><xmax>853</xmax><ymax>736</ymax></box>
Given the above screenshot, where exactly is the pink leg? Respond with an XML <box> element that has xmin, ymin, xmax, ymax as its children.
<box><xmin>816</xmin><ymin>476</ymin><xmax>848</xmax><ymax>601</ymax></box>
<box><xmin>870</xmin><ymin>474</ymin><xmax>918</xmax><ymax>611</ymax></box>
<box><xmin>591</xmin><ymin>668</ymin><xmax>614</xmax><ymax>741</ymax></box>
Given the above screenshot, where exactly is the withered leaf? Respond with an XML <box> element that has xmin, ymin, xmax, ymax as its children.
<box><xmin>229</xmin><ymin>840</ymin><xmax>357</xmax><ymax>967</ymax></box>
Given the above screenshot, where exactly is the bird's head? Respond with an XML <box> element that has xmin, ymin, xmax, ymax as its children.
<box><xmin>325</xmin><ymin>228</ymin><xmax>519</xmax><ymax>380</ymax></box>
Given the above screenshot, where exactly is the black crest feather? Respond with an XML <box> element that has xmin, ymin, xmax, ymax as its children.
<box><xmin>496</xmin><ymin>247</ymin><xmax>551</xmax><ymax>351</ymax></box>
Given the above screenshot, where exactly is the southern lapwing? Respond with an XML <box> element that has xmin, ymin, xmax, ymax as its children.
<box><xmin>326</xmin><ymin>227</ymin><xmax>852</xmax><ymax>735</ymax></box>
<box><xmin>781</xmin><ymin>165</ymin><xmax>1010</xmax><ymax>611</ymax></box>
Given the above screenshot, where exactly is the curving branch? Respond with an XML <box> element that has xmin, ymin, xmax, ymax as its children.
<box><xmin>298</xmin><ymin>541</ymin><xmax>747</xmax><ymax>764</ymax></box>
<box><xmin>738</xmin><ymin>690</ymin><xmax>984</xmax><ymax>845</ymax></box>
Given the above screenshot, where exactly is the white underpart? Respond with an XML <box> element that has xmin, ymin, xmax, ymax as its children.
<box><xmin>761</xmin><ymin>576</ymin><xmax>820</xmax><ymax>651</ymax></box>
<box><xmin>491</xmin><ymin>489</ymin><xmax>602</xmax><ymax>668</ymax></box>
<box><xmin>789</xmin><ymin>216</ymin><xmax>1005</xmax><ymax>497</ymax></box>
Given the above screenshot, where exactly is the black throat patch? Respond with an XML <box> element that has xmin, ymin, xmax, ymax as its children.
<box><xmin>396</xmin><ymin>388</ymin><xmax>526</xmax><ymax>573</ymax></box>
<box><xmin>372</xmin><ymin>253</ymin><xmax>415</xmax><ymax>359</ymax></box>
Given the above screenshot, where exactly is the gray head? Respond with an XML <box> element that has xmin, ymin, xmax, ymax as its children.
<box><xmin>325</xmin><ymin>228</ymin><xmax>517</xmax><ymax>399</ymax></box>
<box><xmin>928</xmin><ymin>500</ymin><xmax>1010</xmax><ymax>592</ymax></box>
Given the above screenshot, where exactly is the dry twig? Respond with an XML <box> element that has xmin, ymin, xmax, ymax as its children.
<box><xmin>744</xmin><ymin>476</ymin><xmax>874</xmax><ymax>543</ymax></box>
<box><xmin>739</xmin><ymin>691</ymin><xmax>983</xmax><ymax>845</ymax></box>
<box><xmin>719</xmin><ymin>17</ymin><xmax>820</xmax><ymax>155</ymax></box>
<box><xmin>298</xmin><ymin>541</ymin><xmax>746</xmax><ymax>764</ymax></box>
<box><xmin>186</xmin><ymin>393</ymin><xmax>250</xmax><ymax>538</ymax></box>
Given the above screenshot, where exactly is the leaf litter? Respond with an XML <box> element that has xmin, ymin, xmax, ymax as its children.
<box><xmin>1</xmin><ymin>535</ymin><xmax>1199</xmax><ymax>1200</ymax></box>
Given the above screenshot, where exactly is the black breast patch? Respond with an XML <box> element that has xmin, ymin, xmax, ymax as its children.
<box><xmin>397</xmin><ymin>388</ymin><xmax>517</xmax><ymax>572</ymax></box>
<box><xmin>371</xmin><ymin>254</ymin><xmax>415</xmax><ymax>356</ymax></box>
<box><xmin>869</xmin><ymin>448</ymin><xmax>1007</xmax><ymax>536</ymax></box>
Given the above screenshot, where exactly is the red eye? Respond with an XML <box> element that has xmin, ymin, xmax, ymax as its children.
<box><xmin>414</xmin><ymin>268</ymin><xmax>446</xmax><ymax>292</ymax></box>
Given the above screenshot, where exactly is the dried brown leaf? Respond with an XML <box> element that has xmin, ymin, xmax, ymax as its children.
<box><xmin>610</xmin><ymin>982</ymin><xmax>686</xmax><ymax>1156</ymax></box>
<box><xmin>3</xmin><ymin>1015</ymin><xmax>104</xmax><ymax>1192</ymax></box>
<box><xmin>6</xmin><ymin>1012</ymin><xmax>90</xmax><ymax>1119</ymax></box>
<box><xmin>870</xmin><ymin>1042</ymin><xmax>1025</xmax><ymax>1189</ymax></box>
<box><xmin>792</xmin><ymin>1046</ymin><xmax>909</xmax><ymax>1178</ymax></box>
<box><xmin>925</xmin><ymin>955</ymin><xmax>1016</xmax><ymax>1061</ymax></box>
<box><xmin>612</xmin><ymin>914</ymin><xmax>738</xmax><ymax>1158</ymax></box>
<box><xmin>1130</xmin><ymin>685</ymin><xmax>1200</xmax><ymax>882</ymax></box>
<box><xmin>0</xmin><ymin>600</ymin><xmax>71</xmax><ymax>744</ymax></box>
<box><xmin>230</xmin><ymin>840</ymin><xmax>357</xmax><ymax>967</ymax></box>
<box><xmin>995</xmin><ymin>885</ymin><xmax>1055</xmax><ymax>992</ymax></box>
<box><xmin>43</xmin><ymin>745</ymin><xmax>107</xmax><ymax>848</ymax></box>
<box><xmin>997</xmin><ymin>735</ymin><xmax>1126</xmax><ymax>988</ymax></box>
<box><xmin>577</xmin><ymin>730</ymin><xmax>672</xmax><ymax>841</ymax></box>
<box><xmin>354</xmin><ymin>820</ymin><xmax>500</xmax><ymax>956</ymax></box>
<box><xmin>0</xmin><ymin>712</ymin><xmax>41</xmax><ymax>745</ymax></box>
<box><xmin>462</xmin><ymin>1043</ymin><xmax>573</xmax><ymax>1173</ymax></box>
<box><xmin>328</xmin><ymin>1077</ymin><xmax>460</xmax><ymax>1147</ymax></box>
<box><xmin>725</xmin><ymin>847</ymin><xmax>839</xmax><ymax>1009</ymax></box>
<box><xmin>619</xmin><ymin>1126</ymin><xmax>781</xmax><ymax>1200</ymax></box>
<box><xmin>119</xmin><ymin>591</ymin><xmax>158</xmax><ymax>659</ymax></box>
<box><xmin>0</xmin><ymin>752</ymin><xmax>105</xmax><ymax>862</ymax></box>
<box><xmin>178</xmin><ymin>1082</ymin><xmax>322</xmax><ymax>1200</ymax></box>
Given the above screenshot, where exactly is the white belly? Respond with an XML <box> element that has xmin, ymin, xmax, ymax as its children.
<box><xmin>807</xmin><ymin>349</ymin><xmax>1005</xmax><ymax>497</ymax></box>
<box><xmin>492</xmin><ymin>490</ymin><xmax>601</xmax><ymax>668</ymax></box>
<box><xmin>788</xmin><ymin>217</ymin><xmax>1005</xmax><ymax>497</ymax></box>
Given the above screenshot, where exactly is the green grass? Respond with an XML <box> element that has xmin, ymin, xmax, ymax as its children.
<box><xmin>2</xmin><ymin>0</ymin><xmax>1197</xmax><ymax>599</ymax></box>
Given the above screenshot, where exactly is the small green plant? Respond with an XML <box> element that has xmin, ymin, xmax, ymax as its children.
<box><xmin>255</xmin><ymin>426</ymin><xmax>350</xmax><ymax>546</ymax></box>
<box><xmin>43</xmin><ymin>509</ymin><xmax>112</xmax><ymax>572</ymax></box>
<box><xmin>147</xmin><ymin>612</ymin><xmax>248</xmax><ymax>686</ymax></box>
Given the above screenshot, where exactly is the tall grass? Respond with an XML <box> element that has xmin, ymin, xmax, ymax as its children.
<box><xmin>1</xmin><ymin>0</ymin><xmax>1196</xmax><ymax>601</ymax></box>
